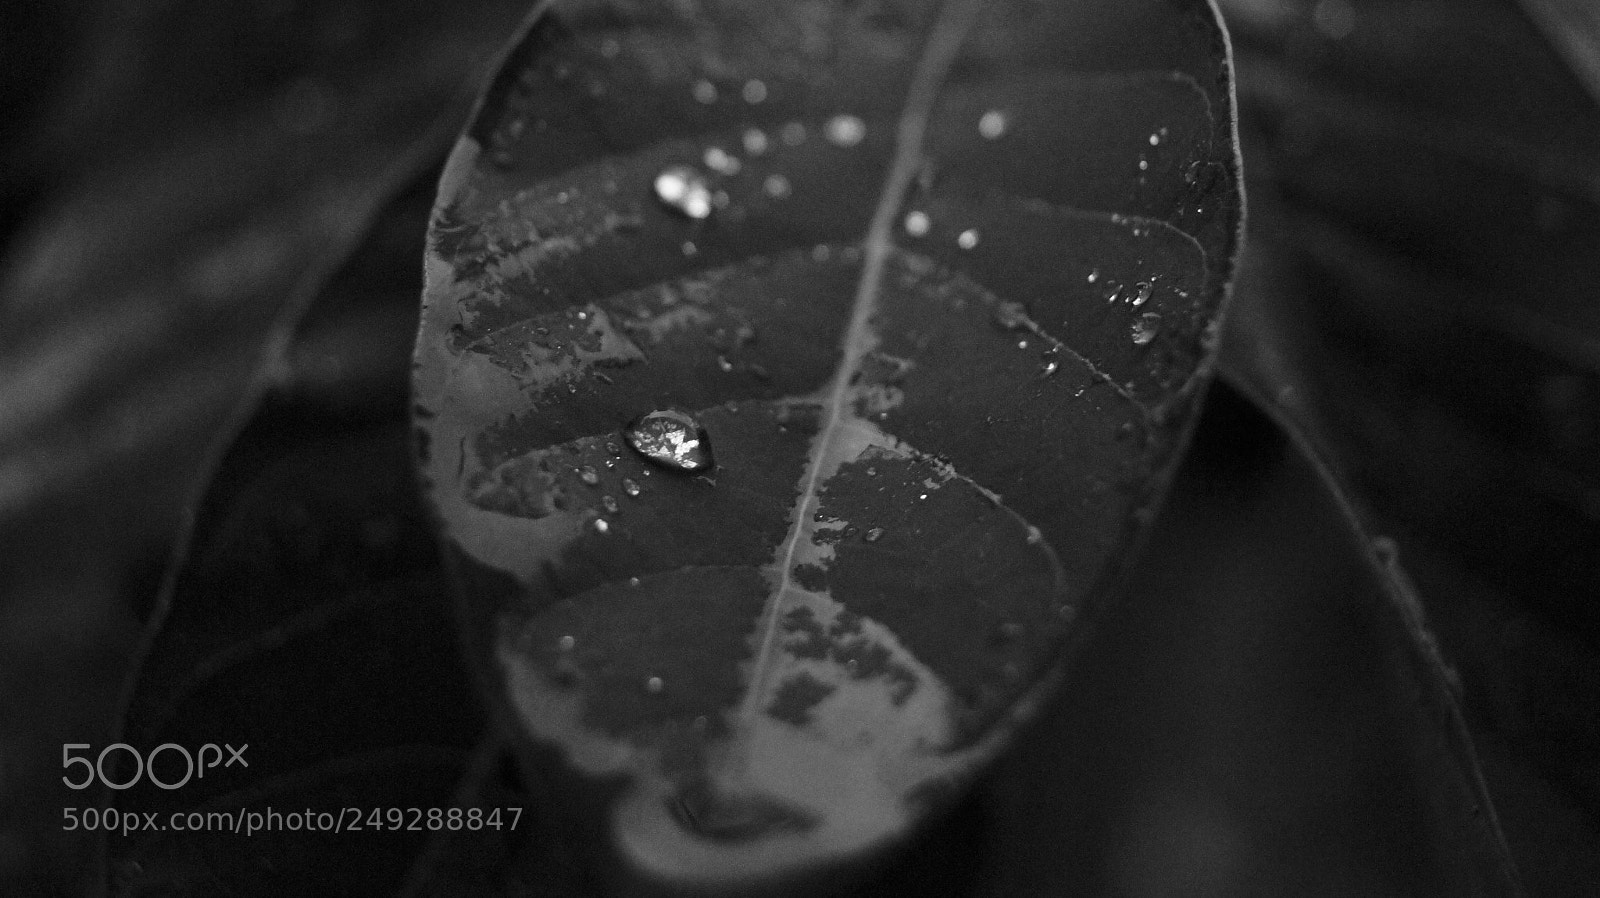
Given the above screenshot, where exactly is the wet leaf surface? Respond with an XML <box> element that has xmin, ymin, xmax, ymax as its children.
<box><xmin>414</xmin><ymin>0</ymin><xmax>1240</xmax><ymax>888</ymax></box>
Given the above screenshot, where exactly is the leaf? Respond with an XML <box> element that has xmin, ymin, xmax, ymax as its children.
<box><xmin>0</xmin><ymin>1</ymin><xmax>531</xmax><ymax>889</ymax></box>
<box><xmin>1214</xmin><ymin>0</ymin><xmax>1600</xmax><ymax>890</ymax></box>
<box><xmin>968</xmin><ymin>383</ymin><xmax>1520</xmax><ymax>897</ymax></box>
<box><xmin>414</xmin><ymin>0</ymin><xmax>1240</xmax><ymax>889</ymax></box>
<box><xmin>1516</xmin><ymin>0</ymin><xmax>1600</xmax><ymax>108</ymax></box>
<box><xmin>101</xmin><ymin>177</ymin><xmax>549</xmax><ymax>897</ymax></box>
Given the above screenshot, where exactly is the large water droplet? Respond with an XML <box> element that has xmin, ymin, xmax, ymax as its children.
<box><xmin>654</xmin><ymin>165</ymin><xmax>713</xmax><ymax>219</ymax></box>
<box><xmin>903</xmin><ymin>210</ymin><xmax>930</xmax><ymax>236</ymax></box>
<box><xmin>592</xmin><ymin>517</ymin><xmax>612</xmax><ymax>535</ymax></box>
<box><xmin>1131</xmin><ymin>281</ymin><xmax>1153</xmax><ymax>306</ymax></box>
<box><xmin>957</xmin><ymin>228</ymin><xmax>980</xmax><ymax>250</ymax></box>
<box><xmin>625</xmin><ymin>409</ymin><xmax>714</xmax><ymax>472</ymax></box>
<box><xmin>1131</xmin><ymin>313</ymin><xmax>1161</xmax><ymax>346</ymax></box>
<box><xmin>978</xmin><ymin>109</ymin><xmax>1007</xmax><ymax>139</ymax></box>
<box><xmin>823</xmin><ymin>114</ymin><xmax>867</xmax><ymax>147</ymax></box>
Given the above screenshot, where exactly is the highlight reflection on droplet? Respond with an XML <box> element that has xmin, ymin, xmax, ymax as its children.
<box><xmin>654</xmin><ymin>165</ymin><xmax>713</xmax><ymax>219</ymax></box>
<box><xmin>624</xmin><ymin>409</ymin><xmax>714</xmax><ymax>472</ymax></box>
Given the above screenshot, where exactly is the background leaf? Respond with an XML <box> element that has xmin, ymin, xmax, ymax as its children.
<box><xmin>101</xmin><ymin>174</ymin><xmax>584</xmax><ymax>898</ymax></box>
<box><xmin>0</xmin><ymin>0</ymin><xmax>529</xmax><ymax>889</ymax></box>
<box><xmin>414</xmin><ymin>0</ymin><xmax>1240</xmax><ymax>889</ymax></box>
<box><xmin>1215</xmin><ymin>0</ymin><xmax>1600</xmax><ymax>890</ymax></box>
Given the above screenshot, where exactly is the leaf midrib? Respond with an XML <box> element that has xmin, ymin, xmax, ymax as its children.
<box><xmin>736</xmin><ymin>0</ymin><xmax>994</xmax><ymax>731</ymax></box>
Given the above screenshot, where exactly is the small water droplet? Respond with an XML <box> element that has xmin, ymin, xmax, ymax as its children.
<box><xmin>622</xmin><ymin>478</ymin><xmax>641</xmax><ymax>497</ymax></box>
<box><xmin>978</xmin><ymin>109</ymin><xmax>1007</xmax><ymax>139</ymax></box>
<box><xmin>1016</xmin><ymin>339</ymin><xmax>1028</xmax><ymax>350</ymax></box>
<box><xmin>602</xmin><ymin>495</ymin><xmax>619</xmax><ymax>513</ymax></box>
<box><xmin>863</xmin><ymin>527</ymin><xmax>885</xmax><ymax>543</ymax></box>
<box><xmin>743</xmin><ymin>127</ymin><xmax>769</xmax><ymax>155</ymax></box>
<box><xmin>763</xmin><ymin>174</ymin><xmax>792</xmax><ymax>199</ymax></box>
<box><xmin>823</xmin><ymin>114</ymin><xmax>867</xmax><ymax>147</ymax></box>
<box><xmin>780</xmin><ymin>122</ymin><xmax>806</xmax><ymax>145</ymax></box>
<box><xmin>629</xmin><ymin>576</ymin><xmax>642</xmax><ymax>587</ymax></box>
<box><xmin>1086</xmin><ymin>269</ymin><xmax>1099</xmax><ymax>284</ymax></box>
<box><xmin>682</xmin><ymin>240</ymin><xmax>698</xmax><ymax>255</ymax></box>
<box><xmin>957</xmin><ymin>228</ymin><xmax>980</xmax><ymax>250</ymax></box>
<box><xmin>692</xmin><ymin>79</ymin><xmax>717</xmax><ymax>104</ymax></box>
<box><xmin>703</xmin><ymin>146</ymin><xmax>741</xmax><ymax>175</ymax></box>
<box><xmin>1138</xmin><ymin>157</ymin><xmax>1148</xmax><ymax>171</ymax></box>
<box><xmin>1148</xmin><ymin>131</ymin><xmax>1161</xmax><ymax>147</ymax></box>
<box><xmin>599</xmin><ymin>37</ymin><xmax>620</xmax><ymax>58</ymax></box>
<box><xmin>646</xmin><ymin>676</ymin><xmax>665</xmax><ymax>694</ymax></box>
<box><xmin>1132</xmin><ymin>281</ymin><xmax>1153</xmax><ymax>306</ymax></box>
<box><xmin>625</xmin><ymin>409</ymin><xmax>714</xmax><ymax>472</ymax></box>
<box><xmin>741</xmin><ymin>79</ymin><xmax>767</xmax><ymax>104</ymax></box>
<box><xmin>993</xmin><ymin>301</ymin><xmax>1027</xmax><ymax>330</ymax></box>
<box><xmin>903</xmin><ymin>210</ymin><xmax>930</xmax><ymax>236</ymax></box>
<box><xmin>558</xmin><ymin>634</ymin><xmax>576</xmax><ymax>651</ymax></box>
<box><xmin>1131</xmin><ymin>312</ymin><xmax>1161</xmax><ymax>346</ymax></box>
<box><xmin>716</xmin><ymin>354</ymin><xmax>735</xmax><ymax>372</ymax></box>
<box><xmin>592</xmin><ymin>517</ymin><xmax>611</xmax><ymax>535</ymax></box>
<box><xmin>1040</xmin><ymin>360</ymin><xmax>1059</xmax><ymax>377</ymax></box>
<box><xmin>654</xmin><ymin>165</ymin><xmax>713</xmax><ymax>219</ymax></box>
<box><xmin>1025</xmin><ymin>525</ymin><xmax>1043</xmax><ymax>545</ymax></box>
<box><xmin>579</xmin><ymin>465</ymin><xmax>600</xmax><ymax>485</ymax></box>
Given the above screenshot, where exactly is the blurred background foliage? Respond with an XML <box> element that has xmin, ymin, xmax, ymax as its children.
<box><xmin>0</xmin><ymin>0</ymin><xmax>1595</xmax><ymax>893</ymax></box>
